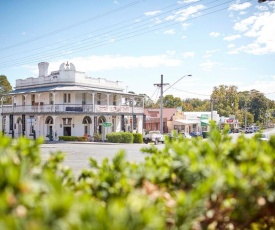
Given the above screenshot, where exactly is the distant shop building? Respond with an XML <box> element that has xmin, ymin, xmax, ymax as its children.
<box><xmin>219</xmin><ymin>115</ymin><xmax>239</xmax><ymax>132</ymax></box>
<box><xmin>144</xmin><ymin>107</ymin><xmax>220</xmax><ymax>133</ymax></box>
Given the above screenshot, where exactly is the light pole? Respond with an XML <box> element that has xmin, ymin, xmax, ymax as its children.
<box><xmin>154</xmin><ymin>74</ymin><xmax>192</xmax><ymax>133</ymax></box>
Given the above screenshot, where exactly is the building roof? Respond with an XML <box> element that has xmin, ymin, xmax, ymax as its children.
<box><xmin>7</xmin><ymin>84</ymin><xmax>140</xmax><ymax>97</ymax></box>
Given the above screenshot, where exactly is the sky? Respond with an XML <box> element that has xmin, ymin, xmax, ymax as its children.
<box><xmin>0</xmin><ymin>0</ymin><xmax>275</xmax><ymax>101</ymax></box>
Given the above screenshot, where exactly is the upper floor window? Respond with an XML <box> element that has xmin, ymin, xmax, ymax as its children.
<box><xmin>22</xmin><ymin>95</ymin><xmax>25</xmax><ymax>106</ymax></box>
<box><xmin>97</xmin><ymin>93</ymin><xmax>101</xmax><ymax>105</ymax></box>
<box><xmin>31</xmin><ymin>94</ymin><xmax>35</xmax><ymax>105</ymax></box>
<box><xmin>113</xmin><ymin>95</ymin><xmax>117</xmax><ymax>106</ymax></box>
<box><xmin>64</xmin><ymin>93</ymin><xmax>71</xmax><ymax>103</ymax></box>
<box><xmin>49</xmin><ymin>93</ymin><xmax>53</xmax><ymax>105</ymax></box>
<box><xmin>82</xmin><ymin>93</ymin><xmax>86</xmax><ymax>105</ymax></box>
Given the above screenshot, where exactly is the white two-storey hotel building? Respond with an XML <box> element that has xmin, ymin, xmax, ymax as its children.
<box><xmin>1</xmin><ymin>62</ymin><xmax>145</xmax><ymax>140</ymax></box>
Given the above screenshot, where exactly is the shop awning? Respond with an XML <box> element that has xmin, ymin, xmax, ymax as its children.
<box><xmin>201</xmin><ymin>120</ymin><xmax>209</xmax><ymax>126</ymax></box>
<box><xmin>174</xmin><ymin>119</ymin><xmax>200</xmax><ymax>125</ymax></box>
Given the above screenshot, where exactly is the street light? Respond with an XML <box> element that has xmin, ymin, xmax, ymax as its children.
<box><xmin>155</xmin><ymin>74</ymin><xmax>192</xmax><ymax>133</ymax></box>
<box><xmin>164</xmin><ymin>74</ymin><xmax>192</xmax><ymax>93</ymax></box>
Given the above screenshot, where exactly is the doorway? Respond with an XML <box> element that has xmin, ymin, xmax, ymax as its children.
<box><xmin>64</xmin><ymin>127</ymin><xmax>71</xmax><ymax>136</ymax></box>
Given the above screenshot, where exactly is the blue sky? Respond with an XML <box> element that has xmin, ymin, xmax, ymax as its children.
<box><xmin>0</xmin><ymin>0</ymin><xmax>275</xmax><ymax>100</ymax></box>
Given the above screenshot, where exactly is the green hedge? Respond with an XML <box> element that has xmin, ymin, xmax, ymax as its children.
<box><xmin>58</xmin><ymin>136</ymin><xmax>87</xmax><ymax>141</ymax></box>
<box><xmin>133</xmin><ymin>133</ymin><xmax>143</xmax><ymax>143</ymax></box>
<box><xmin>106</xmin><ymin>132</ymin><xmax>133</xmax><ymax>143</ymax></box>
<box><xmin>2</xmin><ymin>125</ymin><xmax>275</xmax><ymax>229</ymax></box>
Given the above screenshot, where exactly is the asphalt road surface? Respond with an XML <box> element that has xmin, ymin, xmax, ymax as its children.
<box><xmin>40</xmin><ymin>142</ymin><xmax>159</xmax><ymax>175</ymax></box>
<box><xmin>40</xmin><ymin>128</ymin><xmax>275</xmax><ymax>175</ymax></box>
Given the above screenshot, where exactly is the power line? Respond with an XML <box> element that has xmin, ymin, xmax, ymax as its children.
<box><xmin>1</xmin><ymin>0</ymin><xmax>204</xmax><ymax>60</ymax></box>
<box><xmin>0</xmin><ymin>0</ymin><xmax>146</xmax><ymax>51</ymax></box>
<box><xmin>0</xmin><ymin>0</ymin><xmax>248</xmax><ymax>69</ymax></box>
<box><xmin>171</xmin><ymin>87</ymin><xmax>211</xmax><ymax>97</ymax></box>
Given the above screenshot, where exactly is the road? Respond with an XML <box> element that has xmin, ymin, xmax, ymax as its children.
<box><xmin>40</xmin><ymin>128</ymin><xmax>275</xmax><ymax>175</ymax></box>
<box><xmin>40</xmin><ymin>142</ymin><xmax>159</xmax><ymax>175</ymax></box>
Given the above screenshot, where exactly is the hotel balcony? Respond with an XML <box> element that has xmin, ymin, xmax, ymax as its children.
<box><xmin>1</xmin><ymin>104</ymin><xmax>144</xmax><ymax>115</ymax></box>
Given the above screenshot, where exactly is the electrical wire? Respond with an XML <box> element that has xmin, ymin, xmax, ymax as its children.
<box><xmin>0</xmin><ymin>0</ymin><xmax>207</xmax><ymax>65</ymax></box>
<box><xmin>171</xmin><ymin>87</ymin><xmax>211</xmax><ymax>97</ymax></box>
<box><xmin>1</xmin><ymin>0</ymin><xmax>203</xmax><ymax>59</ymax></box>
<box><xmin>150</xmin><ymin>87</ymin><xmax>158</xmax><ymax>99</ymax></box>
<box><xmin>0</xmin><ymin>0</ymin><xmax>251</xmax><ymax>69</ymax></box>
<box><xmin>0</xmin><ymin>0</ymin><xmax>146</xmax><ymax>51</ymax></box>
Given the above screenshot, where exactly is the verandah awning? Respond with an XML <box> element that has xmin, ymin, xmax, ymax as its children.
<box><xmin>174</xmin><ymin>119</ymin><xmax>200</xmax><ymax>125</ymax></box>
<box><xmin>201</xmin><ymin>120</ymin><xmax>209</xmax><ymax>126</ymax></box>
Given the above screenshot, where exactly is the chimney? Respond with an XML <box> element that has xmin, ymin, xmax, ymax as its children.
<box><xmin>38</xmin><ymin>62</ymin><xmax>49</xmax><ymax>77</ymax></box>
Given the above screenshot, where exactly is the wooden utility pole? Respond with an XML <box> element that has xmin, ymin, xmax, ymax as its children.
<box><xmin>154</xmin><ymin>75</ymin><xmax>169</xmax><ymax>133</ymax></box>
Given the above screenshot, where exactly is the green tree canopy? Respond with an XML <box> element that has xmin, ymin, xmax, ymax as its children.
<box><xmin>211</xmin><ymin>85</ymin><xmax>239</xmax><ymax>117</ymax></box>
<box><xmin>0</xmin><ymin>75</ymin><xmax>12</xmax><ymax>104</ymax></box>
<box><xmin>162</xmin><ymin>94</ymin><xmax>182</xmax><ymax>108</ymax></box>
<box><xmin>183</xmin><ymin>98</ymin><xmax>210</xmax><ymax>111</ymax></box>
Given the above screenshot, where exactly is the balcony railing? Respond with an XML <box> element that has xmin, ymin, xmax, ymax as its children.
<box><xmin>2</xmin><ymin>104</ymin><xmax>144</xmax><ymax>114</ymax></box>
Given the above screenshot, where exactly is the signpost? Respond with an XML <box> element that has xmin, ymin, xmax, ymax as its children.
<box><xmin>103</xmin><ymin>122</ymin><xmax>112</xmax><ymax>127</ymax></box>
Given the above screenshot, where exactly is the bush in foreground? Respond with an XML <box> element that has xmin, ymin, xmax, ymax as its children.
<box><xmin>1</xmin><ymin>125</ymin><xmax>275</xmax><ymax>229</ymax></box>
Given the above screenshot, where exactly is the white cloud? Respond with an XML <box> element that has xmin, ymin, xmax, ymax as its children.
<box><xmin>181</xmin><ymin>23</ymin><xmax>191</xmax><ymax>30</ymax></box>
<box><xmin>239</xmin><ymin>80</ymin><xmax>275</xmax><ymax>98</ymax></box>
<box><xmin>256</xmin><ymin>5</ymin><xmax>268</xmax><ymax>11</ymax></box>
<box><xmin>228</xmin><ymin>2</ymin><xmax>252</xmax><ymax>11</ymax></box>
<box><xmin>175</xmin><ymin>5</ymin><xmax>205</xmax><ymax>22</ymax></box>
<box><xmin>167</xmin><ymin>50</ymin><xmax>176</xmax><ymax>56</ymax></box>
<box><xmin>182</xmin><ymin>52</ymin><xmax>195</xmax><ymax>58</ymax></box>
<box><xmin>165</xmin><ymin>4</ymin><xmax>205</xmax><ymax>22</ymax></box>
<box><xmin>164</xmin><ymin>29</ymin><xmax>175</xmax><ymax>34</ymax></box>
<box><xmin>21</xmin><ymin>32</ymin><xmax>26</xmax><ymax>36</ymax></box>
<box><xmin>200</xmin><ymin>60</ymin><xmax>217</xmax><ymax>71</ymax></box>
<box><xmin>203</xmin><ymin>49</ymin><xmax>220</xmax><ymax>58</ymax></box>
<box><xmin>144</xmin><ymin>10</ymin><xmax>161</xmax><ymax>16</ymax></box>
<box><xmin>233</xmin><ymin>11</ymin><xmax>275</xmax><ymax>54</ymax></box>
<box><xmin>181</xmin><ymin>35</ymin><xmax>187</xmax><ymax>39</ymax></box>
<box><xmin>209</xmin><ymin>32</ymin><xmax>220</xmax><ymax>37</ymax></box>
<box><xmin>205</xmin><ymin>49</ymin><xmax>220</xmax><ymax>54</ymax></box>
<box><xmin>233</xmin><ymin>16</ymin><xmax>257</xmax><ymax>32</ymax></box>
<box><xmin>239</xmin><ymin>11</ymin><xmax>247</xmax><ymax>15</ymax></box>
<box><xmin>35</xmin><ymin>55</ymin><xmax>182</xmax><ymax>73</ymax></box>
<box><xmin>224</xmin><ymin>34</ymin><xmax>241</xmax><ymax>41</ymax></box>
<box><xmin>227</xmin><ymin>44</ymin><xmax>235</xmax><ymax>48</ymax></box>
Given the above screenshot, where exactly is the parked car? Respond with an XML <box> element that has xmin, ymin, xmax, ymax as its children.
<box><xmin>190</xmin><ymin>131</ymin><xmax>202</xmax><ymax>138</ymax></box>
<box><xmin>143</xmin><ymin>131</ymin><xmax>165</xmax><ymax>144</ymax></box>
<box><xmin>245</xmin><ymin>127</ymin><xmax>254</xmax><ymax>133</ymax></box>
<box><xmin>258</xmin><ymin>133</ymin><xmax>269</xmax><ymax>141</ymax></box>
<box><xmin>178</xmin><ymin>132</ymin><xmax>192</xmax><ymax>139</ymax></box>
<box><xmin>253</xmin><ymin>126</ymin><xmax>260</xmax><ymax>132</ymax></box>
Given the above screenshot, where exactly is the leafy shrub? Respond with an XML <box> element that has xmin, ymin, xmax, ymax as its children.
<box><xmin>93</xmin><ymin>132</ymin><xmax>102</xmax><ymax>141</ymax></box>
<box><xmin>106</xmin><ymin>132</ymin><xmax>123</xmax><ymax>143</ymax></box>
<box><xmin>1</xmin><ymin>125</ymin><xmax>275</xmax><ymax>229</ymax></box>
<box><xmin>76</xmin><ymin>136</ymin><xmax>87</xmax><ymax>142</ymax></box>
<box><xmin>106</xmin><ymin>132</ymin><xmax>133</xmax><ymax>143</ymax></box>
<box><xmin>59</xmin><ymin>136</ymin><xmax>86</xmax><ymax>141</ymax></box>
<box><xmin>121</xmin><ymin>132</ymin><xmax>133</xmax><ymax>143</ymax></box>
<box><xmin>133</xmin><ymin>133</ymin><xmax>143</xmax><ymax>143</ymax></box>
